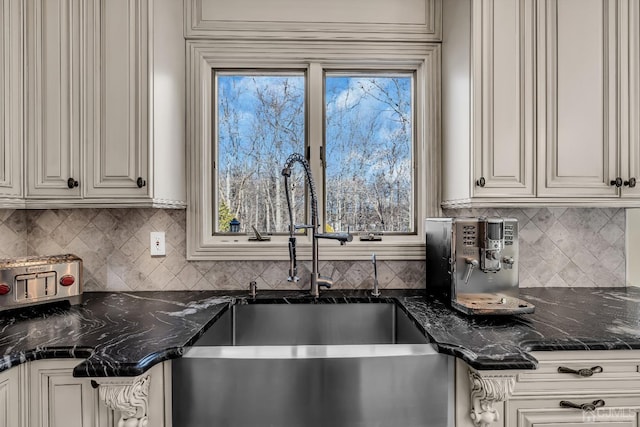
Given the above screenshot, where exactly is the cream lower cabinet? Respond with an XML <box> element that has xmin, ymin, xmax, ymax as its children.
<box><xmin>2</xmin><ymin>359</ymin><xmax>170</xmax><ymax>427</ymax></box>
<box><xmin>456</xmin><ymin>351</ymin><xmax>640</xmax><ymax>427</ymax></box>
<box><xmin>0</xmin><ymin>365</ymin><xmax>22</xmax><ymax>427</ymax></box>
<box><xmin>508</xmin><ymin>396</ymin><xmax>640</xmax><ymax>426</ymax></box>
<box><xmin>30</xmin><ymin>360</ymin><xmax>106</xmax><ymax>427</ymax></box>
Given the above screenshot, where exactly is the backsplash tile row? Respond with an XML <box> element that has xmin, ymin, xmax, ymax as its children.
<box><xmin>443</xmin><ymin>207</ymin><xmax>626</xmax><ymax>287</ymax></box>
<box><xmin>0</xmin><ymin>210</ymin><xmax>27</xmax><ymax>258</ymax></box>
<box><xmin>0</xmin><ymin>207</ymin><xmax>626</xmax><ymax>291</ymax></box>
<box><xmin>0</xmin><ymin>208</ymin><xmax>424</xmax><ymax>291</ymax></box>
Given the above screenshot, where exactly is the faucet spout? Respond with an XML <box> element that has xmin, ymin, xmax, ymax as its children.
<box><xmin>315</xmin><ymin>232</ymin><xmax>353</xmax><ymax>246</ymax></box>
<box><xmin>282</xmin><ymin>153</ymin><xmax>350</xmax><ymax>297</ymax></box>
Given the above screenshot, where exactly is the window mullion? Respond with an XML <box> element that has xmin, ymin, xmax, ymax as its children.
<box><xmin>307</xmin><ymin>62</ymin><xmax>325</xmax><ymax>232</ymax></box>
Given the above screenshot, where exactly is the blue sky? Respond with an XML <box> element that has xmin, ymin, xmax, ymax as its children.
<box><xmin>217</xmin><ymin>73</ymin><xmax>412</xmax><ymax>176</ymax></box>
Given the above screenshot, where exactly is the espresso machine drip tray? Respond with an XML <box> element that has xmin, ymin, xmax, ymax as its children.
<box><xmin>453</xmin><ymin>293</ymin><xmax>535</xmax><ymax>316</ymax></box>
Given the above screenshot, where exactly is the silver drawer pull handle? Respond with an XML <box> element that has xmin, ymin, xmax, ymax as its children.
<box><xmin>557</xmin><ymin>365</ymin><xmax>603</xmax><ymax>377</ymax></box>
<box><xmin>560</xmin><ymin>399</ymin><xmax>605</xmax><ymax>412</ymax></box>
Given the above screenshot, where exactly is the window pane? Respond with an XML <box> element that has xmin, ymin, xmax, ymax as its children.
<box><xmin>325</xmin><ymin>74</ymin><xmax>414</xmax><ymax>233</ymax></box>
<box><xmin>216</xmin><ymin>73</ymin><xmax>305</xmax><ymax>234</ymax></box>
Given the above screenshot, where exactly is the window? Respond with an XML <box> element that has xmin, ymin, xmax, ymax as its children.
<box><xmin>215</xmin><ymin>71</ymin><xmax>416</xmax><ymax>236</ymax></box>
<box><xmin>187</xmin><ymin>41</ymin><xmax>440</xmax><ymax>260</ymax></box>
<box><xmin>215</xmin><ymin>72</ymin><xmax>305</xmax><ymax>234</ymax></box>
<box><xmin>324</xmin><ymin>73</ymin><xmax>414</xmax><ymax>234</ymax></box>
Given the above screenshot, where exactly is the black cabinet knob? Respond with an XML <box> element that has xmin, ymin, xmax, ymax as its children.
<box><xmin>67</xmin><ymin>178</ymin><xmax>79</xmax><ymax>189</ymax></box>
<box><xmin>476</xmin><ymin>177</ymin><xmax>486</xmax><ymax>187</ymax></box>
<box><xmin>625</xmin><ymin>177</ymin><xmax>637</xmax><ymax>188</ymax></box>
<box><xmin>610</xmin><ymin>177</ymin><xmax>623</xmax><ymax>187</ymax></box>
<box><xmin>137</xmin><ymin>177</ymin><xmax>147</xmax><ymax>188</ymax></box>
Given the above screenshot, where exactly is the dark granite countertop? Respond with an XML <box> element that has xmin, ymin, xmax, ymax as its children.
<box><xmin>399</xmin><ymin>287</ymin><xmax>640</xmax><ymax>370</ymax></box>
<box><xmin>0</xmin><ymin>292</ymin><xmax>233</xmax><ymax>377</ymax></box>
<box><xmin>2</xmin><ymin>287</ymin><xmax>640</xmax><ymax>376</ymax></box>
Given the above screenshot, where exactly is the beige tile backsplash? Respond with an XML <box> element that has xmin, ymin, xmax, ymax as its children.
<box><xmin>443</xmin><ymin>208</ymin><xmax>626</xmax><ymax>288</ymax></box>
<box><xmin>0</xmin><ymin>208</ymin><xmax>626</xmax><ymax>291</ymax></box>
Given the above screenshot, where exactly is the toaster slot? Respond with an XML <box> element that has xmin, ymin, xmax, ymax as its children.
<box><xmin>15</xmin><ymin>272</ymin><xmax>58</xmax><ymax>301</ymax></box>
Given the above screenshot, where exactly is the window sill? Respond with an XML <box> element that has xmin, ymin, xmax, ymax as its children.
<box><xmin>186</xmin><ymin>235</ymin><xmax>426</xmax><ymax>261</ymax></box>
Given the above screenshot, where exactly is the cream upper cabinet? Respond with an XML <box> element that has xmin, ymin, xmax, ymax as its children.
<box><xmin>78</xmin><ymin>0</ymin><xmax>185</xmax><ymax>207</ymax></box>
<box><xmin>0</xmin><ymin>0</ymin><xmax>186</xmax><ymax>209</ymax></box>
<box><xmin>26</xmin><ymin>0</ymin><xmax>82</xmax><ymax>200</ymax></box>
<box><xmin>472</xmin><ymin>0</ymin><xmax>536</xmax><ymax>199</ymax></box>
<box><xmin>536</xmin><ymin>0</ymin><xmax>619</xmax><ymax>198</ymax></box>
<box><xmin>623</xmin><ymin>0</ymin><xmax>640</xmax><ymax>198</ymax></box>
<box><xmin>443</xmin><ymin>0</ymin><xmax>536</xmax><ymax>208</ymax></box>
<box><xmin>84</xmin><ymin>0</ymin><xmax>149</xmax><ymax>199</ymax></box>
<box><xmin>0</xmin><ymin>0</ymin><xmax>24</xmax><ymax>202</ymax></box>
<box><xmin>443</xmin><ymin>0</ymin><xmax>640</xmax><ymax>208</ymax></box>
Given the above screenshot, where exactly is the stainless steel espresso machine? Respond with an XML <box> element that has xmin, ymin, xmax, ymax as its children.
<box><xmin>425</xmin><ymin>217</ymin><xmax>534</xmax><ymax>315</ymax></box>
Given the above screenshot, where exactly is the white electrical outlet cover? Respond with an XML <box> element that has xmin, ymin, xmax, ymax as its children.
<box><xmin>150</xmin><ymin>232</ymin><xmax>166</xmax><ymax>256</ymax></box>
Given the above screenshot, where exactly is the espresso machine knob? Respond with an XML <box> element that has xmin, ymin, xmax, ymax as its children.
<box><xmin>502</xmin><ymin>256</ymin><xmax>515</xmax><ymax>269</ymax></box>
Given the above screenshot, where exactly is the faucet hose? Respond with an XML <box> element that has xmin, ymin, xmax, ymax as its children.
<box><xmin>287</xmin><ymin>237</ymin><xmax>298</xmax><ymax>281</ymax></box>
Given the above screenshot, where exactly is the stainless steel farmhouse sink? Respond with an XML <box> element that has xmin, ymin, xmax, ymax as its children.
<box><xmin>172</xmin><ymin>302</ymin><xmax>453</xmax><ymax>427</ymax></box>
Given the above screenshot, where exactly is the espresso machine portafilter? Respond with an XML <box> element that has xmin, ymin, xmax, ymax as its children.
<box><xmin>425</xmin><ymin>217</ymin><xmax>534</xmax><ymax>315</ymax></box>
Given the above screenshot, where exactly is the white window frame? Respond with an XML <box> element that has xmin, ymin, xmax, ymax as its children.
<box><xmin>186</xmin><ymin>40</ymin><xmax>441</xmax><ymax>261</ymax></box>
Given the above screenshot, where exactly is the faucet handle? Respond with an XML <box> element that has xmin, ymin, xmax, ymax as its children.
<box><xmin>317</xmin><ymin>275</ymin><xmax>333</xmax><ymax>289</ymax></box>
<box><xmin>294</xmin><ymin>224</ymin><xmax>314</xmax><ymax>230</ymax></box>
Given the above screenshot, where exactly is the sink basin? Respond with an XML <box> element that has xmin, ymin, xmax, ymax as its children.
<box><xmin>195</xmin><ymin>302</ymin><xmax>428</xmax><ymax>346</ymax></box>
<box><xmin>172</xmin><ymin>302</ymin><xmax>453</xmax><ymax>427</ymax></box>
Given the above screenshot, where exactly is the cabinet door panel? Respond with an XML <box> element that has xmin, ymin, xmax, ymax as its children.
<box><xmin>537</xmin><ymin>0</ymin><xmax>618</xmax><ymax>197</ymax></box>
<box><xmin>0</xmin><ymin>368</ymin><xmax>20</xmax><ymax>427</ymax></box>
<box><xmin>85</xmin><ymin>0</ymin><xmax>149</xmax><ymax>198</ymax></box>
<box><xmin>30</xmin><ymin>360</ymin><xmax>106</xmax><ymax>427</ymax></box>
<box><xmin>508</xmin><ymin>395</ymin><xmax>640</xmax><ymax>427</ymax></box>
<box><xmin>26</xmin><ymin>0</ymin><xmax>81</xmax><ymax>198</ymax></box>
<box><xmin>473</xmin><ymin>0</ymin><xmax>535</xmax><ymax>197</ymax></box>
<box><xmin>0</xmin><ymin>0</ymin><xmax>23</xmax><ymax>198</ymax></box>
<box><xmin>624</xmin><ymin>0</ymin><xmax>640</xmax><ymax>198</ymax></box>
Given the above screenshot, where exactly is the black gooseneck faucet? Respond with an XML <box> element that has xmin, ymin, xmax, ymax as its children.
<box><xmin>282</xmin><ymin>153</ymin><xmax>352</xmax><ymax>298</ymax></box>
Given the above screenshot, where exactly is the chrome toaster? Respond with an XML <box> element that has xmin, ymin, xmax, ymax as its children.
<box><xmin>426</xmin><ymin>217</ymin><xmax>534</xmax><ymax>315</ymax></box>
<box><xmin>0</xmin><ymin>254</ymin><xmax>83</xmax><ymax>312</ymax></box>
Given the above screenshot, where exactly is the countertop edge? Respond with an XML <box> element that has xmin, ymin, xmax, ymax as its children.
<box><xmin>5</xmin><ymin>289</ymin><xmax>640</xmax><ymax>376</ymax></box>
